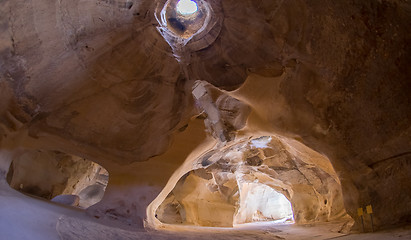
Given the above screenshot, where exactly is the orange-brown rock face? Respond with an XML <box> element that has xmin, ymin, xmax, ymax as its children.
<box><xmin>0</xmin><ymin>0</ymin><xmax>410</xmax><ymax>233</ymax></box>
<box><xmin>155</xmin><ymin>135</ymin><xmax>347</xmax><ymax>227</ymax></box>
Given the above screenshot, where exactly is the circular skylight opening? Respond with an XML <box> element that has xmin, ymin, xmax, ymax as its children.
<box><xmin>176</xmin><ymin>0</ymin><xmax>198</xmax><ymax>15</ymax></box>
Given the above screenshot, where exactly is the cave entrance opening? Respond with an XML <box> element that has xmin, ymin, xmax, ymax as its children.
<box><xmin>6</xmin><ymin>150</ymin><xmax>108</xmax><ymax>209</ymax></box>
<box><xmin>155</xmin><ymin>167</ymin><xmax>295</xmax><ymax>227</ymax></box>
<box><xmin>234</xmin><ymin>182</ymin><xmax>294</xmax><ymax>225</ymax></box>
<box><xmin>156</xmin><ymin>0</ymin><xmax>213</xmax><ymax>40</ymax></box>
<box><xmin>176</xmin><ymin>0</ymin><xmax>198</xmax><ymax>15</ymax></box>
<box><xmin>151</xmin><ymin>135</ymin><xmax>349</xmax><ymax>228</ymax></box>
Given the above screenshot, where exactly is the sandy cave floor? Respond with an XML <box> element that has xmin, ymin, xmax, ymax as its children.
<box><xmin>1</xmin><ymin>182</ymin><xmax>410</xmax><ymax>240</ymax></box>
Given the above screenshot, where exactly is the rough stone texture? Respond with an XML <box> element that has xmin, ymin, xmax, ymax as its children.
<box><xmin>0</xmin><ymin>0</ymin><xmax>187</xmax><ymax>166</ymax></box>
<box><xmin>155</xmin><ymin>135</ymin><xmax>347</xmax><ymax>227</ymax></box>
<box><xmin>0</xmin><ymin>180</ymin><xmax>408</xmax><ymax>240</ymax></box>
<box><xmin>0</xmin><ymin>0</ymin><xmax>410</xmax><ymax>234</ymax></box>
<box><xmin>192</xmin><ymin>80</ymin><xmax>250</xmax><ymax>142</ymax></box>
<box><xmin>6</xmin><ymin>149</ymin><xmax>108</xmax><ymax>208</ymax></box>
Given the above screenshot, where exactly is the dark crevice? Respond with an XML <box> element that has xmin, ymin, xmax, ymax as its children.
<box><xmin>6</xmin><ymin>161</ymin><xmax>14</xmax><ymax>184</ymax></box>
<box><xmin>126</xmin><ymin>2</ymin><xmax>133</xmax><ymax>9</ymax></box>
<box><xmin>369</xmin><ymin>151</ymin><xmax>411</xmax><ymax>168</ymax></box>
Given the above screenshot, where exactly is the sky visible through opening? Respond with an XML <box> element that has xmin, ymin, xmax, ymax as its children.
<box><xmin>176</xmin><ymin>0</ymin><xmax>198</xmax><ymax>15</ymax></box>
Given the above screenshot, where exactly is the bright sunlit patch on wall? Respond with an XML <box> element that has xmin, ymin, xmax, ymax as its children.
<box><xmin>251</xmin><ymin>136</ymin><xmax>272</xmax><ymax>149</ymax></box>
<box><xmin>176</xmin><ymin>0</ymin><xmax>198</xmax><ymax>15</ymax></box>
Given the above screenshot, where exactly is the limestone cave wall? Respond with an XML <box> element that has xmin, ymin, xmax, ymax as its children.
<box><xmin>6</xmin><ymin>149</ymin><xmax>108</xmax><ymax>208</ymax></box>
<box><xmin>0</xmin><ymin>0</ymin><xmax>410</xmax><ymax>231</ymax></box>
<box><xmin>155</xmin><ymin>135</ymin><xmax>347</xmax><ymax>227</ymax></box>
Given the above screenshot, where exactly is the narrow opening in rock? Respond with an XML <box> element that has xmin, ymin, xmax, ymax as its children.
<box><xmin>6</xmin><ymin>150</ymin><xmax>108</xmax><ymax>209</ymax></box>
<box><xmin>156</xmin><ymin>0</ymin><xmax>212</xmax><ymax>40</ymax></box>
<box><xmin>176</xmin><ymin>0</ymin><xmax>198</xmax><ymax>15</ymax></box>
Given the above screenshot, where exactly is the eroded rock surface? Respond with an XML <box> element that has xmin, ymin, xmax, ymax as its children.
<box><xmin>0</xmin><ymin>0</ymin><xmax>410</xmax><ymax>233</ymax></box>
<box><xmin>155</xmin><ymin>135</ymin><xmax>347</xmax><ymax>227</ymax></box>
<box><xmin>6</xmin><ymin>149</ymin><xmax>108</xmax><ymax>208</ymax></box>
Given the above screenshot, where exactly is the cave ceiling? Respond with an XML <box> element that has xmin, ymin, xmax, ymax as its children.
<box><xmin>0</xmin><ymin>0</ymin><xmax>410</xmax><ymax>230</ymax></box>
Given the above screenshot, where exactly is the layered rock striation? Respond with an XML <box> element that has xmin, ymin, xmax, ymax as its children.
<box><xmin>0</xmin><ymin>0</ymin><xmax>410</xmax><ymax>232</ymax></box>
